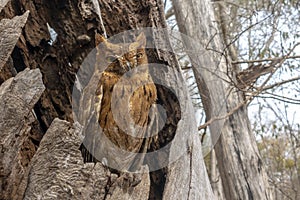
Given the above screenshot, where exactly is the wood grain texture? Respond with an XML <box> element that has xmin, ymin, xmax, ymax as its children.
<box><xmin>22</xmin><ymin>118</ymin><xmax>150</xmax><ymax>200</ymax></box>
<box><xmin>22</xmin><ymin>119</ymin><xmax>108</xmax><ymax>200</ymax></box>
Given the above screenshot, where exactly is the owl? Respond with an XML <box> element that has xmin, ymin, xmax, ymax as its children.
<box><xmin>79</xmin><ymin>32</ymin><xmax>157</xmax><ymax>172</ymax></box>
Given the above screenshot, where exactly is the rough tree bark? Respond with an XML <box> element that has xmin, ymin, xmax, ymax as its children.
<box><xmin>1</xmin><ymin>0</ymin><xmax>214</xmax><ymax>199</ymax></box>
<box><xmin>172</xmin><ymin>0</ymin><xmax>273</xmax><ymax>199</ymax></box>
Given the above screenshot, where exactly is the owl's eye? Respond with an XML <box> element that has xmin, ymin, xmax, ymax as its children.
<box><xmin>136</xmin><ymin>52</ymin><xmax>144</xmax><ymax>59</ymax></box>
<box><xmin>105</xmin><ymin>55</ymin><xmax>117</xmax><ymax>62</ymax></box>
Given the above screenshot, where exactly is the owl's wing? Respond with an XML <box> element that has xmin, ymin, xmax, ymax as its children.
<box><xmin>106</xmin><ymin>75</ymin><xmax>157</xmax><ymax>171</ymax></box>
<box><xmin>77</xmin><ymin>69</ymin><xmax>103</xmax><ymax>163</ymax></box>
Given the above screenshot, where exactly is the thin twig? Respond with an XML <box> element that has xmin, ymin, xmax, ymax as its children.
<box><xmin>98</xmin><ymin>4</ymin><xmax>107</xmax><ymax>38</ymax></box>
<box><xmin>262</xmin><ymin>76</ymin><xmax>300</xmax><ymax>91</ymax></box>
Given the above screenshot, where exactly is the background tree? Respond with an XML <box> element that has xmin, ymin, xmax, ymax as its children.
<box><xmin>172</xmin><ymin>0</ymin><xmax>273</xmax><ymax>199</ymax></box>
<box><xmin>212</xmin><ymin>1</ymin><xmax>300</xmax><ymax>199</ymax></box>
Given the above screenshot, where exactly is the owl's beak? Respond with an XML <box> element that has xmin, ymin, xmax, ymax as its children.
<box><xmin>126</xmin><ymin>61</ymin><xmax>131</xmax><ymax>70</ymax></box>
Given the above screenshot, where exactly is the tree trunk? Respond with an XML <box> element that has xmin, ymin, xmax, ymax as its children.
<box><xmin>172</xmin><ymin>0</ymin><xmax>273</xmax><ymax>199</ymax></box>
<box><xmin>1</xmin><ymin>0</ymin><xmax>214</xmax><ymax>199</ymax></box>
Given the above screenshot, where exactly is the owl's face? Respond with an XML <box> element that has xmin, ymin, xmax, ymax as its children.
<box><xmin>96</xmin><ymin>33</ymin><xmax>147</xmax><ymax>75</ymax></box>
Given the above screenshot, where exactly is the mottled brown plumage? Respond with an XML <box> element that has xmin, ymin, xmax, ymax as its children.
<box><xmin>80</xmin><ymin>33</ymin><xmax>157</xmax><ymax>172</ymax></box>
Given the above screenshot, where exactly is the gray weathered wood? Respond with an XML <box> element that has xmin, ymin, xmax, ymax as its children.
<box><xmin>152</xmin><ymin>51</ymin><xmax>215</xmax><ymax>199</ymax></box>
<box><xmin>163</xmin><ymin>117</ymin><xmax>216</xmax><ymax>200</ymax></box>
<box><xmin>106</xmin><ymin>166</ymin><xmax>150</xmax><ymax>200</ymax></box>
<box><xmin>22</xmin><ymin>119</ymin><xmax>108</xmax><ymax>199</ymax></box>
<box><xmin>0</xmin><ymin>10</ymin><xmax>29</xmax><ymax>70</ymax></box>
<box><xmin>0</xmin><ymin>68</ymin><xmax>45</xmax><ymax>200</ymax></box>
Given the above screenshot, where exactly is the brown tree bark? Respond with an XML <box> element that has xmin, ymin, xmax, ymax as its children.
<box><xmin>1</xmin><ymin>0</ymin><xmax>214</xmax><ymax>199</ymax></box>
<box><xmin>172</xmin><ymin>0</ymin><xmax>273</xmax><ymax>199</ymax></box>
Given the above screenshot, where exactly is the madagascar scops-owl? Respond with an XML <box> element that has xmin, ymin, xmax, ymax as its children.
<box><xmin>80</xmin><ymin>32</ymin><xmax>157</xmax><ymax>172</ymax></box>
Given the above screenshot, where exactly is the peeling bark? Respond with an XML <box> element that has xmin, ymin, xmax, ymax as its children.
<box><xmin>0</xmin><ymin>68</ymin><xmax>45</xmax><ymax>200</ymax></box>
<box><xmin>0</xmin><ymin>10</ymin><xmax>29</xmax><ymax>71</ymax></box>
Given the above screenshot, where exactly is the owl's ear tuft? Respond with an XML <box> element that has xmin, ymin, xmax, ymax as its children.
<box><xmin>95</xmin><ymin>34</ymin><xmax>107</xmax><ymax>46</ymax></box>
<box><xmin>96</xmin><ymin>34</ymin><xmax>120</xmax><ymax>50</ymax></box>
<box><xmin>130</xmin><ymin>32</ymin><xmax>147</xmax><ymax>50</ymax></box>
<box><xmin>136</xmin><ymin>32</ymin><xmax>146</xmax><ymax>47</ymax></box>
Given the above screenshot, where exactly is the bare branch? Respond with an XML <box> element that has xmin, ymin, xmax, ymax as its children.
<box><xmin>262</xmin><ymin>76</ymin><xmax>300</xmax><ymax>91</ymax></box>
<box><xmin>255</xmin><ymin>95</ymin><xmax>300</xmax><ymax>105</ymax></box>
<box><xmin>232</xmin><ymin>55</ymin><xmax>300</xmax><ymax>64</ymax></box>
<box><xmin>198</xmin><ymin>43</ymin><xmax>300</xmax><ymax>130</ymax></box>
<box><xmin>198</xmin><ymin>90</ymin><xmax>254</xmax><ymax>130</ymax></box>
